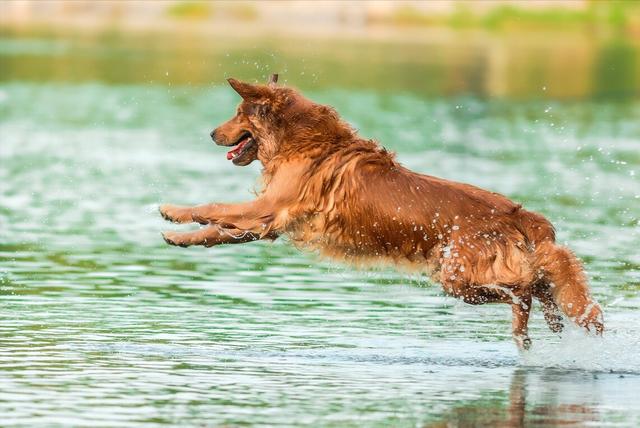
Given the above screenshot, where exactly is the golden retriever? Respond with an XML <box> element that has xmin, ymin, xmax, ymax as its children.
<box><xmin>160</xmin><ymin>75</ymin><xmax>604</xmax><ymax>349</ymax></box>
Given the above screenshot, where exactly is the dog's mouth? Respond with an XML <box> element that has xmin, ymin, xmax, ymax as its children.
<box><xmin>226</xmin><ymin>131</ymin><xmax>257</xmax><ymax>164</ymax></box>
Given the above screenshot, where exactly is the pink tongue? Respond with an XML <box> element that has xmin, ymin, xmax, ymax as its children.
<box><xmin>226</xmin><ymin>139</ymin><xmax>248</xmax><ymax>160</ymax></box>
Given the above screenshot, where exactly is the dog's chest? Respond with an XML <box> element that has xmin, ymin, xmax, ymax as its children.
<box><xmin>286</xmin><ymin>213</ymin><xmax>327</xmax><ymax>245</ymax></box>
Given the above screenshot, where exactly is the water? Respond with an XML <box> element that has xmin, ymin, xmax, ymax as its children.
<box><xmin>1</xmin><ymin>29</ymin><xmax>640</xmax><ymax>426</ymax></box>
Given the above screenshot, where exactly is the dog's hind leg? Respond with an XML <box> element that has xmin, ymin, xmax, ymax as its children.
<box><xmin>481</xmin><ymin>283</ymin><xmax>533</xmax><ymax>350</ymax></box>
<box><xmin>533</xmin><ymin>281</ymin><xmax>564</xmax><ymax>333</ymax></box>
<box><xmin>535</xmin><ymin>242</ymin><xmax>604</xmax><ymax>334</ymax></box>
<box><xmin>441</xmin><ymin>278</ymin><xmax>533</xmax><ymax>350</ymax></box>
<box><xmin>511</xmin><ymin>293</ymin><xmax>532</xmax><ymax>350</ymax></box>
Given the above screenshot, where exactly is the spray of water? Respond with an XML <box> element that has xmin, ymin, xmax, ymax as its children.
<box><xmin>522</xmin><ymin>323</ymin><xmax>640</xmax><ymax>373</ymax></box>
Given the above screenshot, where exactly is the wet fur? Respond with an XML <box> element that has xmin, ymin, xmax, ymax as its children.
<box><xmin>160</xmin><ymin>78</ymin><xmax>604</xmax><ymax>349</ymax></box>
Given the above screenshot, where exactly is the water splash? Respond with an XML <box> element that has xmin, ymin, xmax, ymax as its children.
<box><xmin>523</xmin><ymin>323</ymin><xmax>640</xmax><ymax>373</ymax></box>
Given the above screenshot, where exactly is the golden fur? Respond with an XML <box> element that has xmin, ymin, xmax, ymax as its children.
<box><xmin>160</xmin><ymin>76</ymin><xmax>604</xmax><ymax>349</ymax></box>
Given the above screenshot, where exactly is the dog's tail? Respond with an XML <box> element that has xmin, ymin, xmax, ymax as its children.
<box><xmin>520</xmin><ymin>210</ymin><xmax>604</xmax><ymax>334</ymax></box>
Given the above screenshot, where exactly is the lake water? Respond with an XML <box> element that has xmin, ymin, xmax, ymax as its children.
<box><xmin>1</xmin><ymin>28</ymin><xmax>639</xmax><ymax>426</ymax></box>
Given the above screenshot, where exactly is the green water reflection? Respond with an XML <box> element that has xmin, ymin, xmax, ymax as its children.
<box><xmin>1</xmin><ymin>26</ymin><xmax>639</xmax><ymax>99</ymax></box>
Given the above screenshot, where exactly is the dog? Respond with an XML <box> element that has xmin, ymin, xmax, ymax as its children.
<box><xmin>160</xmin><ymin>74</ymin><xmax>604</xmax><ymax>349</ymax></box>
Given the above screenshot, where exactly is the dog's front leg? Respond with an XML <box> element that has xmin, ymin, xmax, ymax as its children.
<box><xmin>180</xmin><ymin>200</ymin><xmax>283</xmax><ymax>236</ymax></box>
<box><xmin>159</xmin><ymin>204</ymin><xmax>199</xmax><ymax>224</ymax></box>
<box><xmin>160</xmin><ymin>201</ymin><xmax>274</xmax><ymax>229</ymax></box>
<box><xmin>159</xmin><ymin>202</ymin><xmax>246</xmax><ymax>225</ymax></box>
<box><xmin>160</xmin><ymin>203</ymin><xmax>238</xmax><ymax>225</ymax></box>
<box><xmin>162</xmin><ymin>225</ymin><xmax>279</xmax><ymax>248</ymax></box>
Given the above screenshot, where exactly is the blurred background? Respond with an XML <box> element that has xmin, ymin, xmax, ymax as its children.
<box><xmin>1</xmin><ymin>1</ymin><xmax>640</xmax><ymax>427</ymax></box>
<box><xmin>2</xmin><ymin>0</ymin><xmax>640</xmax><ymax>97</ymax></box>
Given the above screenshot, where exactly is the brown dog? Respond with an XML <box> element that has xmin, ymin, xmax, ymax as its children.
<box><xmin>160</xmin><ymin>74</ymin><xmax>604</xmax><ymax>349</ymax></box>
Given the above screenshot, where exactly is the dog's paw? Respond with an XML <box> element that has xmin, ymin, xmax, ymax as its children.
<box><xmin>191</xmin><ymin>211</ymin><xmax>211</xmax><ymax>225</ymax></box>
<box><xmin>579</xmin><ymin>304</ymin><xmax>605</xmax><ymax>336</ymax></box>
<box><xmin>587</xmin><ymin>320</ymin><xmax>605</xmax><ymax>336</ymax></box>
<box><xmin>513</xmin><ymin>334</ymin><xmax>532</xmax><ymax>351</ymax></box>
<box><xmin>543</xmin><ymin>312</ymin><xmax>564</xmax><ymax>333</ymax></box>
<box><xmin>162</xmin><ymin>231</ymin><xmax>188</xmax><ymax>247</ymax></box>
<box><xmin>159</xmin><ymin>204</ymin><xmax>193</xmax><ymax>224</ymax></box>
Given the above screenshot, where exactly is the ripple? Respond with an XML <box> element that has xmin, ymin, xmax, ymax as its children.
<box><xmin>1</xmin><ymin>82</ymin><xmax>639</xmax><ymax>426</ymax></box>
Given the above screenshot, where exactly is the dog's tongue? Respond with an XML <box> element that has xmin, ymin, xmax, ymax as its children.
<box><xmin>226</xmin><ymin>139</ymin><xmax>249</xmax><ymax>160</ymax></box>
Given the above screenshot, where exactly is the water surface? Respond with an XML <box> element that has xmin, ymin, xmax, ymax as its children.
<box><xmin>1</xmin><ymin>29</ymin><xmax>640</xmax><ymax>427</ymax></box>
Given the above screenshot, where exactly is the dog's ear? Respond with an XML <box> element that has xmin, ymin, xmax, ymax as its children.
<box><xmin>227</xmin><ymin>78</ymin><xmax>272</xmax><ymax>101</ymax></box>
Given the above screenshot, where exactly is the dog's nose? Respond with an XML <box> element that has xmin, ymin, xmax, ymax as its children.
<box><xmin>210</xmin><ymin>129</ymin><xmax>217</xmax><ymax>141</ymax></box>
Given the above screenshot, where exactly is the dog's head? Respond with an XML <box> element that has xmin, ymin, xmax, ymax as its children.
<box><xmin>210</xmin><ymin>74</ymin><xmax>286</xmax><ymax>166</ymax></box>
<box><xmin>211</xmin><ymin>74</ymin><xmax>352</xmax><ymax>166</ymax></box>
